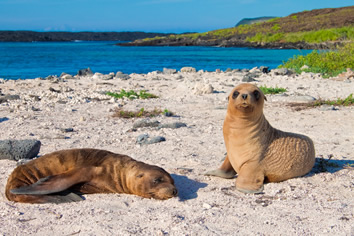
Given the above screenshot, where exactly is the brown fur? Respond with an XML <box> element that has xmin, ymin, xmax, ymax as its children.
<box><xmin>6</xmin><ymin>148</ymin><xmax>177</xmax><ymax>203</ymax></box>
<box><xmin>206</xmin><ymin>83</ymin><xmax>315</xmax><ymax>193</ymax></box>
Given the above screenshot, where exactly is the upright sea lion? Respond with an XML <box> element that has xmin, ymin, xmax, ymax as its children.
<box><xmin>206</xmin><ymin>83</ymin><xmax>315</xmax><ymax>193</ymax></box>
<box><xmin>6</xmin><ymin>148</ymin><xmax>178</xmax><ymax>203</ymax></box>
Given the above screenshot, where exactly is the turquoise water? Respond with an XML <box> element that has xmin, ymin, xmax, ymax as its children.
<box><xmin>0</xmin><ymin>41</ymin><xmax>312</xmax><ymax>80</ymax></box>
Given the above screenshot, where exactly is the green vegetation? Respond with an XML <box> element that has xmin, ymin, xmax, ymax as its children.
<box><xmin>259</xmin><ymin>86</ymin><xmax>287</xmax><ymax>94</ymax></box>
<box><xmin>112</xmin><ymin>108</ymin><xmax>172</xmax><ymax>118</ymax></box>
<box><xmin>271</xmin><ymin>24</ymin><xmax>281</xmax><ymax>32</ymax></box>
<box><xmin>279</xmin><ymin>42</ymin><xmax>354</xmax><ymax>77</ymax></box>
<box><xmin>312</xmin><ymin>94</ymin><xmax>354</xmax><ymax>107</ymax></box>
<box><xmin>246</xmin><ymin>26</ymin><xmax>354</xmax><ymax>43</ymax></box>
<box><xmin>106</xmin><ymin>90</ymin><xmax>158</xmax><ymax>100</ymax></box>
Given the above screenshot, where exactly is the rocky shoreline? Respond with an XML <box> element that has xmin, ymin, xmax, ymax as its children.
<box><xmin>118</xmin><ymin>38</ymin><xmax>344</xmax><ymax>49</ymax></box>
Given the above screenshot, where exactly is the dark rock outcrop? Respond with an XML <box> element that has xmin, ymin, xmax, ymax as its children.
<box><xmin>0</xmin><ymin>139</ymin><xmax>41</xmax><ymax>161</ymax></box>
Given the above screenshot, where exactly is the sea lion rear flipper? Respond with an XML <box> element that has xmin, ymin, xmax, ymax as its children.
<box><xmin>10</xmin><ymin>167</ymin><xmax>95</xmax><ymax>195</ymax></box>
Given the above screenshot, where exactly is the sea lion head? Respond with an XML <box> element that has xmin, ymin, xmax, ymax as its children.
<box><xmin>127</xmin><ymin>163</ymin><xmax>178</xmax><ymax>200</ymax></box>
<box><xmin>227</xmin><ymin>83</ymin><xmax>266</xmax><ymax>118</ymax></box>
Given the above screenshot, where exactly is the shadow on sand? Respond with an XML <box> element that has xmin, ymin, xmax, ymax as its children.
<box><xmin>171</xmin><ymin>174</ymin><xmax>207</xmax><ymax>201</ymax></box>
<box><xmin>309</xmin><ymin>156</ymin><xmax>354</xmax><ymax>175</ymax></box>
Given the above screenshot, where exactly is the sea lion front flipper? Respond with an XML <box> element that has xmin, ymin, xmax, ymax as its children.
<box><xmin>205</xmin><ymin>155</ymin><xmax>236</xmax><ymax>179</ymax></box>
<box><xmin>10</xmin><ymin>167</ymin><xmax>95</xmax><ymax>195</ymax></box>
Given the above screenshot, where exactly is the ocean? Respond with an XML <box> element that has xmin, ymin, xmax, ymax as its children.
<box><xmin>0</xmin><ymin>41</ymin><xmax>312</xmax><ymax>80</ymax></box>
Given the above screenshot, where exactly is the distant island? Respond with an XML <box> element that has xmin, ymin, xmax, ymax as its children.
<box><xmin>119</xmin><ymin>6</ymin><xmax>354</xmax><ymax>49</ymax></box>
<box><xmin>0</xmin><ymin>31</ymin><xmax>170</xmax><ymax>42</ymax></box>
<box><xmin>235</xmin><ymin>17</ymin><xmax>277</xmax><ymax>27</ymax></box>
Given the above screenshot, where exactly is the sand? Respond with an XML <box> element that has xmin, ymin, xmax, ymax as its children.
<box><xmin>0</xmin><ymin>69</ymin><xmax>353</xmax><ymax>235</ymax></box>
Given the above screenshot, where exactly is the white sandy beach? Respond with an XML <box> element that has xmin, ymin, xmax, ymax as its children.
<box><xmin>0</xmin><ymin>69</ymin><xmax>353</xmax><ymax>235</ymax></box>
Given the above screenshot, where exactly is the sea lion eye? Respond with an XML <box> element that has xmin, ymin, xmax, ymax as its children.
<box><xmin>153</xmin><ymin>177</ymin><xmax>163</xmax><ymax>184</ymax></box>
<box><xmin>253</xmin><ymin>90</ymin><xmax>260</xmax><ymax>100</ymax></box>
<box><xmin>232</xmin><ymin>91</ymin><xmax>239</xmax><ymax>99</ymax></box>
<box><xmin>137</xmin><ymin>174</ymin><xmax>144</xmax><ymax>178</ymax></box>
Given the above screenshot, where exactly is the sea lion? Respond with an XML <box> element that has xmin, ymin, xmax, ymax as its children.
<box><xmin>206</xmin><ymin>83</ymin><xmax>315</xmax><ymax>193</ymax></box>
<box><xmin>5</xmin><ymin>148</ymin><xmax>178</xmax><ymax>203</ymax></box>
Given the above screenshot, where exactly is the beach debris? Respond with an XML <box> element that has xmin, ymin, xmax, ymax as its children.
<box><xmin>0</xmin><ymin>139</ymin><xmax>41</xmax><ymax>161</ymax></box>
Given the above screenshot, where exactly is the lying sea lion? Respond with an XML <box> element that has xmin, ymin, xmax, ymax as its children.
<box><xmin>206</xmin><ymin>83</ymin><xmax>315</xmax><ymax>193</ymax></box>
<box><xmin>6</xmin><ymin>148</ymin><xmax>178</xmax><ymax>203</ymax></box>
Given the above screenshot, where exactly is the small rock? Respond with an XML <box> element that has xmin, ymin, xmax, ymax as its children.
<box><xmin>0</xmin><ymin>139</ymin><xmax>41</xmax><ymax>161</ymax></box>
<box><xmin>46</xmin><ymin>75</ymin><xmax>60</xmax><ymax>83</ymax></box>
<box><xmin>133</xmin><ymin>120</ymin><xmax>161</xmax><ymax>129</ymax></box>
<box><xmin>136</xmin><ymin>134</ymin><xmax>166</xmax><ymax>145</ymax></box>
<box><xmin>202</xmin><ymin>203</ymin><xmax>212</xmax><ymax>209</ymax></box>
<box><xmin>319</xmin><ymin>105</ymin><xmax>338</xmax><ymax>111</ymax></box>
<box><xmin>180</xmin><ymin>67</ymin><xmax>197</xmax><ymax>73</ymax></box>
<box><xmin>194</xmin><ymin>83</ymin><xmax>214</xmax><ymax>95</ymax></box>
<box><xmin>163</xmin><ymin>68</ymin><xmax>177</xmax><ymax>74</ymax></box>
<box><xmin>92</xmin><ymin>73</ymin><xmax>113</xmax><ymax>80</ymax></box>
<box><xmin>147</xmin><ymin>136</ymin><xmax>166</xmax><ymax>144</ymax></box>
<box><xmin>259</xmin><ymin>66</ymin><xmax>270</xmax><ymax>73</ymax></box>
<box><xmin>115</xmin><ymin>71</ymin><xmax>131</xmax><ymax>80</ymax></box>
<box><xmin>0</xmin><ymin>94</ymin><xmax>20</xmax><ymax>104</ymax></box>
<box><xmin>271</xmin><ymin>68</ymin><xmax>292</xmax><ymax>76</ymax></box>
<box><xmin>158</xmin><ymin>122</ymin><xmax>187</xmax><ymax>129</ymax></box>
<box><xmin>242</xmin><ymin>73</ymin><xmax>257</xmax><ymax>82</ymax></box>
<box><xmin>136</xmin><ymin>134</ymin><xmax>149</xmax><ymax>143</ymax></box>
<box><xmin>77</xmin><ymin>67</ymin><xmax>93</xmax><ymax>76</ymax></box>
<box><xmin>60</xmin><ymin>128</ymin><xmax>74</xmax><ymax>133</ymax></box>
<box><xmin>49</xmin><ymin>87</ymin><xmax>61</xmax><ymax>93</ymax></box>
<box><xmin>60</xmin><ymin>73</ymin><xmax>73</xmax><ymax>80</ymax></box>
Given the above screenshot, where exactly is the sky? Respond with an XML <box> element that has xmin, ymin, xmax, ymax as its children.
<box><xmin>0</xmin><ymin>0</ymin><xmax>352</xmax><ymax>33</ymax></box>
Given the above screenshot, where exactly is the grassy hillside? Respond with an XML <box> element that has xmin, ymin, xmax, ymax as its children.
<box><xmin>122</xmin><ymin>6</ymin><xmax>354</xmax><ymax>49</ymax></box>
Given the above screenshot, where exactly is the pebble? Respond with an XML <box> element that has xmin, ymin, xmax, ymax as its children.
<box><xmin>136</xmin><ymin>134</ymin><xmax>166</xmax><ymax>145</ymax></box>
<box><xmin>133</xmin><ymin>120</ymin><xmax>160</xmax><ymax>129</ymax></box>
<box><xmin>158</xmin><ymin>122</ymin><xmax>187</xmax><ymax>129</ymax></box>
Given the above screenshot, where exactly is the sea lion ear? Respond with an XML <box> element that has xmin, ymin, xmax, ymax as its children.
<box><xmin>226</xmin><ymin>96</ymin><xmax>229</xmax><ymax>101</ymax></box>
<box><xmin>264</xmin><ymin>95</ymin><xmax>267</xmax><ymax>101</ymax></box>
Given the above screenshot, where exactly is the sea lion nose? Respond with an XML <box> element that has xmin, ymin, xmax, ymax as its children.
<box><xmin>172</xmin><ymin>188</ymin><xmax>178</xmax><ymax>196</ymax></box>
<box><xmin>242</xmin><ymin>94</ymin><xmax>248</xmax><ymax>100</ymax></box>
